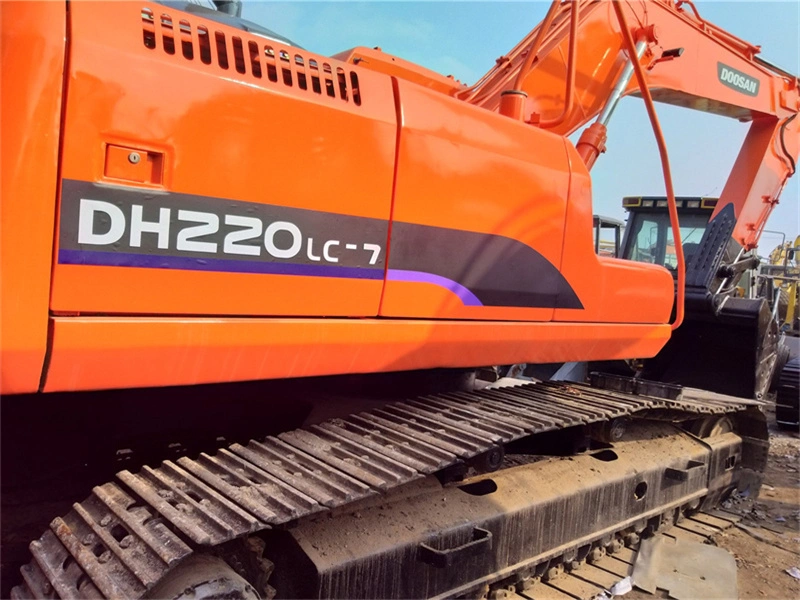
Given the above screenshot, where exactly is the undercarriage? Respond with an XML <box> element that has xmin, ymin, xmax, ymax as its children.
<box><xmin>5</xmin><ymin>374</ymin><xmax>768</xmax><ymax>599</ymax></box>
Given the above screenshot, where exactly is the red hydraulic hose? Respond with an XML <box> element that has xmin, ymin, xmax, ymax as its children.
<box><xmin>612</xmin><ymin>1</ymin><xmax>685</xmax><ymax>330</ymax></box>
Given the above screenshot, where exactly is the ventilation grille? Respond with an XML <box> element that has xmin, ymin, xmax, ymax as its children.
<box><xmin>141</xmin><ymin>8</ymin><xmax>361</xmax><ymax>105</ymax></box>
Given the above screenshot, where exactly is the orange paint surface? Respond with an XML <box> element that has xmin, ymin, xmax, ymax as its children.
<box><xmin>51</xmin><ymin>2</ymin><xmax>397</xmax><ymax>318</ymax></box>
<box><xmin>3</xmin><ymin>0</ymin><xmax>795</xmax><ymax>395</ymax></box>
<box><xmin>44</xmin><ymin>317</ymin><xmax>671</xmax><ymax>392</ymax></box>
<box><xmin>0</xmin><ymin>2</ymin><xmax>66</xmax><ymax>393</ymax></box>
<box><xmin>555</xmin><ymin>144</ymin><xmax>675</xmax><ymax>323</ymax></box>
<box><xmin>471</xmin><ymin>0</ymin><xmax>799</xmax><ymax>250</ymax></box>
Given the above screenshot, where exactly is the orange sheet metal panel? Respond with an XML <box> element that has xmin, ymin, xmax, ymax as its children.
<box><xmin>0</xmin><ymin>2</ymin><xmax>66</xmax><ymax>393</ymax></box>
<box><xmin>635</xmin><ymin>3</ymin><xmax>776</xmax><ymax>120</ymax></box>
<box><xmin>51</xmin><ymin>2</ymin><xmax>397</xmax><ymax>317</ymax></box>
<box><xmin>381</xmin><ymin>79</ymin><xmax>574</xmax><ymax>322</ymax></box>
<box><xmin>43</xmin><ymin>317</ymin><xmax>672</xmax><ymax>392</ymax></box>
<box><xmin>554</xmin><ymin>143</ymin><xmax>674</xmax><ymax>323</ymax></box>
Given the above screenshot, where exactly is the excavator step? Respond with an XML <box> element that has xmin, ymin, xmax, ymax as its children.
<box><xmin>10</xmin><ymin>380</ymin><xmax>760</xmax><ymax>599</ymax></box>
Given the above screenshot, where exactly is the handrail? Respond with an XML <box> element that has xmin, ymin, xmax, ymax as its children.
<box><xmin>541</xmin><ymin>0</ymin><xmax>579</xmax><ymax>128</ymax></box>
<box><xmin>514</xmin><ymin>0</ymin><xmax>561</xmax><ymax>90</ymax></box>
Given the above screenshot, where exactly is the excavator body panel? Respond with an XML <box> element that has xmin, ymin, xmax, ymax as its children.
<box><xmin>0</xmin><ymin>1</ymin><xmax>67</xmax><ymax>394</ymax></box>
<box><xmin>53</xmin><ymin>2</ymin><xmax>397</xmax><ymax>319</ymax></box>
<box><xmin>13</xmin><ymin>1</ymin><xmax>678</xmax><ymax>394</ymax></box>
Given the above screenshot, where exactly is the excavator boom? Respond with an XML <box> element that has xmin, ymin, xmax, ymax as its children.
<box><xmin>451</xmin><ymin>0</ymin><xmax>799</xmax><ymax>249</ymax></box>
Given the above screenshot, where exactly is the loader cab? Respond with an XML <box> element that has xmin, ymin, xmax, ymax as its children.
<box><xmin>620</xmin><ymin>196</ymin><xmax>716</xmax><ymax>272</ymax></box>
<box><xmin>592</xmin><ymin>215</ymin><xmax>624</xmax><ymax>258</ymax></box>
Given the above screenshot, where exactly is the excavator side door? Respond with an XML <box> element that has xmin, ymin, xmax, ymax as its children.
<box><xmin>51</xmin><ymin>2</ymin><xmax>397</xmax><ymax>319</ymax></box>
<box><xmin>379</xmin><ymin>80</ymin><xmax>576</xmax><ymax>322</ymax></box>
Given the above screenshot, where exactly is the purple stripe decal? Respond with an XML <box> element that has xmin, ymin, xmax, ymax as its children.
<box><xmin>58</xmin><ymin>249</ymin><xmax>384</xmax><ymax>280</ymax></box>
<box><xmin>387</xmin><ymin>269</ymin><xmax>483</xmax><ymax>306</ymax></box>
<box><xmin>59</xmin><ymin>251</ymin><xmax>481</xmax><ymax>304</ymax></box>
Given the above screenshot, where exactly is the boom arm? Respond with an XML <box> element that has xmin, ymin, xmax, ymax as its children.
<box><xmin>462</xmin><ymin>0</ymin><xmax>799</xmax><ymax>250</ymax></box>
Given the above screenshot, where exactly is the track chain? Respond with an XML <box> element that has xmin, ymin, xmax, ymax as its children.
<box><xmin>10</xmin><ymin>380</ymin><xmax>755</xmax><ymax>599</ymax></box>
<box><xmin>483</xmin><ymin>508</ymin><xmax>741</xmax><ymax>600</ymax></box>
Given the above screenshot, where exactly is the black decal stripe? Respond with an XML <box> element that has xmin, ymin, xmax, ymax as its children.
<box><xmin>59</xmin><ymin>179</ymin><xmax>389</xmax><ymax>269</ymax></box>
<box><xmin>58</xmin><ymin>179</ymin><xmax>584</xmax><ymax>310</ymax></box>
<box><xmin>388</xmin><ymin>222</ymin><xmax>583</xmax><ymax>310</ymax></box>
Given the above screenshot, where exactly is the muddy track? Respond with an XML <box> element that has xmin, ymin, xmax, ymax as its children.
<box><xmin>9</xmin><ymin>380</ymin><xmax>763</xmax><ymax>599</ymax></box>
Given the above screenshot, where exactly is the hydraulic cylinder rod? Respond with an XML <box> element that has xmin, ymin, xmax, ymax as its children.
<box><xmin>576</xmin><ymin>40</ymin><xmax>647</xmax><ymax>170</ymax></box>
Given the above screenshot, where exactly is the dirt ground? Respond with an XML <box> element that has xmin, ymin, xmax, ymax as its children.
<box><xmin>621</xmin><ymin>425</ymin><xmax>800</xmax><ymax>600</ymax></box>
<box><xmin>624</xmin><ymin>337</ymin><xmax>800</xmax><ymax>600</ymax></box>
<box><xmin>712</xmin><ymin>428</ymin><xmax>800</xmax><ymax>600</ymax></box>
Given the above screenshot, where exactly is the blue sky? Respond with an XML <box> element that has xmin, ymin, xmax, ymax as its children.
<box><xmin>244</xmin><ymin>1</ymin><xmax>800</xmax><ymax>254</ymax></box>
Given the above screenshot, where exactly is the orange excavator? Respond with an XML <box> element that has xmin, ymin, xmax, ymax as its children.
<box><xmin>2</xmin><ymin>0</ymin><xmax>798</xmax><ymax>598</ymax></box>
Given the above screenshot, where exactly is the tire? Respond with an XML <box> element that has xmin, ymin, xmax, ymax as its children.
<box><xmin>769</xmin><ymin>339</ymin><xmax>791</xmax><ymax>392</ymax></box>
<box><xmin>776</xmin><ymin>357</ymin><xmax>800</xmax><ymax>432</ymax></box>
<box><xmin>777</xmin><ymin>288</ymin><xmax>789</xmax><ymax>323</ymax></box>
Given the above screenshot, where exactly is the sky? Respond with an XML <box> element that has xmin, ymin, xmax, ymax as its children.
<box><xmin>244</xmin><ymin>1</ymin><xmax>800</xmax><ymax>255</ymax></box>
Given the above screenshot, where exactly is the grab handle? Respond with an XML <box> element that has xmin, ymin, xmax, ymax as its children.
<box><xmin>417</xmin><ymin>527</ymin><xmax>492</xmax><ymax>568</ymax></box>
<box><xmin>665</xmin><ymin>460</ymin><xmax>705</xmax><ymax>482</ymax></box>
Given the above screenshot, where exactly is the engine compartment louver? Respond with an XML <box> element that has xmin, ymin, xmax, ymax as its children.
<box><xmin>141</xmin><ymin>7</ymin><xmax>361</xmax><ymax>105</ymax></box>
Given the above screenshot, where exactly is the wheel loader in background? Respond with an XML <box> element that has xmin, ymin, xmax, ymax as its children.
<box><xmin>595</xmin><ymin>195</ymin><xmax>787</xmax><ymax>400</ymax></box>
<box><xmin>761</xmin><ymin>236</ymin><xmax>800</xmax><ymax>337</ymax></box>
<box><xmin>755</xmin><ymin>236</ymin><xmax>800</xmax><ymax>430</ymax></box>
<box><xmin>2</xmin><ymin>0</ymin><xmax>798</xmax><ymax>598</ymax></box>
<box><xmin>611</xmin><ymin>196</ymin><xmax>798</xmax><ymax>429</ymax></box>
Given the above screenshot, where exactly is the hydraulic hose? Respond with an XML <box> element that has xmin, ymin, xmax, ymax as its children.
<box><xmin>612</xmin><ymin>1</ymin><xmax>685</xmax><ymax>330</ymax></box>
<box><xmin>779</xmin><ymin>113</ymin><xmax>797</xmax><ymax>176</ymax></box>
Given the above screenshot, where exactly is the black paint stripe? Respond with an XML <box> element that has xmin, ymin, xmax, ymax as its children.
<box><xmin>58</xmin><ymin>179</ymin><xmax>583</xmax><ymax>310</ymax></box>
<box><xmin>388</xmin><ymin>222</ymin><xmax>583</xmax><ymax>310</ymax></box>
